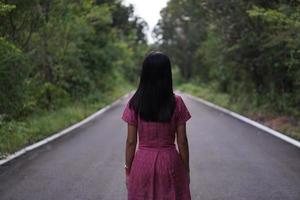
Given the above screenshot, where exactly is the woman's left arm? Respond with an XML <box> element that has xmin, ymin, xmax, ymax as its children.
<box><xmin>125</xmin><ymin>124</ymin><xmax>137</xmax><ymax>176</ymax></box>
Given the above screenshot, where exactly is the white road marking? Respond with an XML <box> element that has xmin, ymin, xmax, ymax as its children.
<box><xmin>0</xmin><ymin>91</ymin><xmax>134</xmax><ymax>166</ymax></box>
<box><xmin>179</xmin><ymin>91</ymin><xmax>300</xmax><ymax>148</ymax></box>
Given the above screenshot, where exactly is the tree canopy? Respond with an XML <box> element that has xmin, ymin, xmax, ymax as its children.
<box><xmin>0</xmin><ymin>0</ymin><xmax>148</xmax><ymax>120</ymax></box>
<box><xmin>154</xmin><ymin>0</ymin><xmax>300</xmax><ymax>115</ymax></box>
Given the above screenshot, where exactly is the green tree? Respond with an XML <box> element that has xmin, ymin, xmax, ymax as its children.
<box><xmin>0</xmin><ymin>0</ymin><xmax>148</xmax><ymax>119</ymax></box>
<box><xmin>153</xmin><ymin>0</ymin><xmax>207</xmax><ymax>80</ymax></box>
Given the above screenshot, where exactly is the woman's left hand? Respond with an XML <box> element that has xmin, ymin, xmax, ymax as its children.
<box><xmin>125</xmin><ymin>168</ymin><xmax>130</xmax><ymax>190</ymax></box>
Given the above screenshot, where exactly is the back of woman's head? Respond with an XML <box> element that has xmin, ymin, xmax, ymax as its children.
<box><xmin>129</xmin><ymin>51</ymin><xmax>176</xmax><ymax>123</ymax></box>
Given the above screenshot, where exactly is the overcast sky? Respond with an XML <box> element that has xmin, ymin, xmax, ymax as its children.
<box><xmin>122</xmin><ymin>0</ymin><xmax>169</xmax><ymax>44</ymax></box>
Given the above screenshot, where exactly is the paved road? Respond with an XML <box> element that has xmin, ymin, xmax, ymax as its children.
<box><xmin>0</xmin><ymin>92</ymin><xmax>300</xmax><ymax>200</ymax></box>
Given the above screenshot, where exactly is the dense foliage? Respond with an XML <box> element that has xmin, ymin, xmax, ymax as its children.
<box><xmin>154</xmin><ymin>0</ymin><xmax>300</xmax><ymax>116</ymax></box>
<box><xmin>0</xmin><ymin>0</ymin><xmax>148</xmax><ymax>120</ymax></box>
<box><xmin>0</xmin><ymin>0</ymin><xmax>149</xmax><ymax>156</ymax></box>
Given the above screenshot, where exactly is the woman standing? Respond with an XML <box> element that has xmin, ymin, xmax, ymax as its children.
<box><xmin>121</xmin><ymin>51</ymin><xmax>192</xmax><ymax>199</ymax></box>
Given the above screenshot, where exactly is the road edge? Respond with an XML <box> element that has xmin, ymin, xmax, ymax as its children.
<box><xmin>0</xmin><ymin>91</ymin><xmax>134</xmax><ymax>166</ymax></box>
<box><xmin>178</xmin><ymin>90</ymin><xmax>300</xmax><ymax>148</ymax></box>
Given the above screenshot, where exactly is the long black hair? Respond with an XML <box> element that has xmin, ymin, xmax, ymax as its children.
<box><xmin>129</xmin><ymin>51</ymin><xmax>176</xmax><ymax>122</ymax></box>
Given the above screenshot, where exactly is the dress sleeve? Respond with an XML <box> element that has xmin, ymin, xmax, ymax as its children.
<box><xmin>176</xmin><ymin>96</ymin><xmax>191</xmax><ymax>125</ymax></box>
<box><xmin>121</xmin><ymin>101</ymin><xmax>138</xmax><ymax>126</ymax></box>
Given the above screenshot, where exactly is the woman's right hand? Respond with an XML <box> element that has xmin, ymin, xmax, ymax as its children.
<box><xmin>125</xmin><ymin>169</ymin><xmax>129</xmax><ymax>190</ymax></box>
<box><xmin>126</xmin><ymin>175</ymin><xmax>129</xmax><ymax>190</ymax></box>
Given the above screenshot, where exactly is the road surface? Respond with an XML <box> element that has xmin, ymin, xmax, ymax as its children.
<box><xmin>0</xmin><ymin>93</ymin><xmax>300</xmax><ymax>200</ymax></box>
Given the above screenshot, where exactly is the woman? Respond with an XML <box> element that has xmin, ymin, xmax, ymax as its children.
<box><xmin>121</xmin><ymin>51</ymin><xmax>192</xmax><ymax>199</ymax></box>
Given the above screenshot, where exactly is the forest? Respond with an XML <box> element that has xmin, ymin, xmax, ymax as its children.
<box><xmin>154</xmin><ymin>0</ymin><xmax>300</xmax><ymax>141</ymax></box>
<box><xmin>0</xmin><ymin>0</ymin><xmax>299</xmax><ymax>158</ymax></box>
<box><xmin>0</xmin><ymin>0</ymin><xmax>148</xmax><ymax>157</ymax></box>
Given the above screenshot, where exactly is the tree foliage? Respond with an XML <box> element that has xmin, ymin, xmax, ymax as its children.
<box><xmin>0</xmin><ymin>0</ymin><xmax>148</xmax><ymax>120</ymax></box>
<box><xmin>155</xmin><ymin>0</ymin><xmax>300</xmax><ymax>115</ymax></box>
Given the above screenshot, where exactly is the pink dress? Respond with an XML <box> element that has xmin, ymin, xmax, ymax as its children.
<box><xmin>121</xmin><ymin>94</ymin><xmax>192</xmax><ymax>200</ymax></box>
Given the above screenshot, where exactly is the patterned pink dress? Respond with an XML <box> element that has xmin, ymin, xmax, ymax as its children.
<box><xmin>121</xmin><ymin>94</ymin><xmax>192</xmax><ymax>200</ymax></box>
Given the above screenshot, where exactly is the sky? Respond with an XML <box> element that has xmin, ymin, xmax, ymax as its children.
<box><xmin>122</xmin><ymin>0</ymin><xmax>169</xmax><ymax>44</ymax></box>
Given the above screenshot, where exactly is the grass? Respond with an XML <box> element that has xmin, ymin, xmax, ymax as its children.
<box><xmin>2</xmin><ymin>81</ymin><xmax>298</xmax><ymax>159</ymax></box>
<box><xmin>176</xmin><ymin>82</ymin><xmax>300</xmax><ymax>141</ymax></box>
<box><xmin>0</xmin><ymin>83</ymin><xmax>133</xmax><ymax>159</ymax></box>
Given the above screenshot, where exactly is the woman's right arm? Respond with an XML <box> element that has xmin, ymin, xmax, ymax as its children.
<box><xmin>176</xmin><ymin>123</ymin><xmax>190</xmax><ymax>174</ymax></box>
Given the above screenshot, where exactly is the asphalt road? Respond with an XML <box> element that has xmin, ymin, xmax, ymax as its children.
<box><xmin>0</xmin><ymin>93</ymin><xmax>300</xmax><ymax>200</ymax></box>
